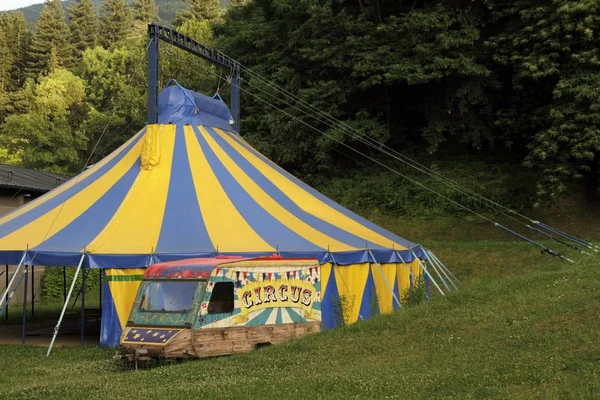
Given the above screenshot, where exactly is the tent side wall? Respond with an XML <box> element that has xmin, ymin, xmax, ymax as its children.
<box><xmin>100</xmin><ymin>269</ymin><xmax>145</xmax><ymax>347</ymax></box>
<box><xmin>100</xmin><ymin>261</ymin><xmax>425</xmax><ymax>347</ymax></box>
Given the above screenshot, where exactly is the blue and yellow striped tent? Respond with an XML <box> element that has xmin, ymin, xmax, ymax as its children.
<box><xmin>0</xmin><ymin>85</ymin><xmax>428</xmax><ymax>345</ymax></box>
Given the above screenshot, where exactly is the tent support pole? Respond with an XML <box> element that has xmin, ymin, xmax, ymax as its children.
<box><xmin>0</xmin><ymin>252</ymin><xmax>26</xmax><ymax>310</ymax></box>
<box><xmin>63</xmin><ymin>266</ymin><xmax>66</xmax><ymax>303</ymax></box>
<box><xmin>4</xmin><ymin>265</ymin><xmax>8</xmax><ymax>321</ymax></box>
<box><xmin>47</xmin><ymin>254</ymin><xmax>85</xmax><ymax>357</ymax></box>
<box><xmin>21</xmin><ymin>266</ymin><xmax>28</xmax><ymax>345</ymax></box>
<box><xmin>425</xmin><ymin>254</ymin><xmax>451</xmax><ymax>293</ymax></box>
<box><xmin>99</xmin><ymin>269</ymin><xmax>102</xmax><ymax>308</ymax></box>
<box><xmin>410</xmin><ymin>250</ymin><xmax>445</xmax><ymax>297</ymax></box>
<box><xmin>367</xmin><ymin>250</ymin><xmax>401</xmax><ymax>309</ymax></box>
<box><xmin>80</xmin><ymin>267</ymin><xmax>88</xmax><ymax>348</ymax></box>
<box><xmin>31</xmin><ymin>265</ymin><xmax>34</xmax><ymax>319</ymax></box>
<box><xmin>429</xmin><ymin>250</ymin><xmax>461</xmax><ymax>285</ymax></box>
<box><xmin>426</xmin><ymin>249</ymin><xmax>458</xmax><ymax>291</ymax></box>
<box><xmin>394</xmin><ymin>250</ymin><xmax>415</xmax><ymax>281</ymax></box>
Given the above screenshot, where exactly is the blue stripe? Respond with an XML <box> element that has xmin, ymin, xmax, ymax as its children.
<box><xmin>32</xmin><ymin>160</ymin><xmax>141</xmax><ymax>252</ymax></box>
<box><xmin>194</xmin><ymin>127</ymin><xmax>322</xmax><ymax>252</ymax></box>
<box><xmin>225</xmin><ymin>131</ymin><xmax>417</xmax><ymax>249</ymax></box>
<box><xmin>285</xmin><ymin>307</ymin><xmax>305</xmax><ymax>323</ymax></box>
<box><xmin>246</xmin><ymin>308</ymin><xmax>273</xmax><ymax>326</ymax></box>
<box><xmin>206</xmin><ymin>128</ymin><xmax>386</xmax><ymax>250</ymax></box>
<box><xmin>0</xmin><ymin>130</ymin><xmax>145</xmax><ymax>241</ymax></box>
<box><xmin>359</xmin><ymin>269</ymin><xmax>378</xmax><ymax>319</ymax></box>
<box><xmin>275</xmin><ymin>308</ymin><xmax>283</xmax><ymax>324</ymax></box>
<box><xmin>156</xmin><ymin>126</ymin><xmax>214</xmax><ymax>253</ymax></box>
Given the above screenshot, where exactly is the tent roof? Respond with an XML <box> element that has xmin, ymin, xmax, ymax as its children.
<box><xmin>0</xmin><ymin>85</ymin><xmax>424</xmax><ymax>268</ymax></box>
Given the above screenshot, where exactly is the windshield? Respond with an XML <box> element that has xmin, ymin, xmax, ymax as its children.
<box><xmin>140</xmin><ymin>281</ymin><xmax>200</xmax><ymax>312</ymax></box>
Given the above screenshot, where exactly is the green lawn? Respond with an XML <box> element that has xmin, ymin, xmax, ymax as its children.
<box><xmin>0</xmin><ymin>239</ymin><xmax>598</xmax><ymax>399</ymax></box>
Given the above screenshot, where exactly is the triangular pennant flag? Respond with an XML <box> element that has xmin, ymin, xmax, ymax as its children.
<box><xmin>236</xmin><ymin>271</ymin><xmax>240</xmax><ymax>281</ymax></box>
<box><xmin>215</xmin><ymin>268</ymin><xmax>220</xmax><ymax>276</ymax></box>
<box><xmin>268</xmin><ymin>272</ymin><xmax>272</xmax><ymax>280</ymax></box>
<box><xmin>243</xmin><ymin>271</ymin><xmax>247</xmax><ymax>280</ymax></box>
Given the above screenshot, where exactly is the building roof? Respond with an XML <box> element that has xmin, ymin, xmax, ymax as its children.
<box><xmin>0</xmin><ymin>164</ymin><xmax>69</xmax><ymax>193</ymax></box>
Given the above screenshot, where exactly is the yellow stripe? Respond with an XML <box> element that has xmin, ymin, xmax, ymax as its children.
<box><xmin>184</xmin><ymin>126</ymin><xmax>273</xmax><ymax>252</ymax></box>
<box><xmin>397</xmin><ymin>263</ymin><xmax>411</xmax><ymax>298</ymax></box>
<box><xmin>217</xmin><ymin>129</ymin><xmax>407</xmax><ymax>250</ymax></box>
<box><xmin>107</xmin><ymin>268</ymin><xmax>145</xmax><ymax>328</ymax></box>
<box><xmin>201</xmin><ymin>127</ymin><xmax>353</xmax><ymax>252</ymax></box>
<box><xmin>320</xmin><ymin>263</ymin><xmax>332</xmax><ymax>300</ymax></box>
<box><xmin>372</xmin><ymin>263</ymin><xmax>397</xmax><ymax>314</ymax></box>
<box><xmin>334</xmin><ymin>263</ymin><xmax>369</xmax><ymax>324</ymax></box>
<box><xmin>86</xmin><ymin>125</ymin><xmax>175</xmax><ymax>254</ymax></box>
<box><xmin>0</xmin><ymin>129</ymin><xmax>145</xmax><ymax>226</ymax></box>
<box><xmin>0</xmin><ymin>135</ymin><xmax>144</xmax><ymax>250</ymax></box>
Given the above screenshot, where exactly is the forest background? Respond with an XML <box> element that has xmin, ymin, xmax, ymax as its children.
<box><xmin>0</xmin><ymin>0</ymin><xmax>598</xmax><ymax>219</ymax></box>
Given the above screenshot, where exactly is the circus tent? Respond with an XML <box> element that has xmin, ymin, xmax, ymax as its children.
<box><xmin>0</xmin><ymin>85</ymin><xmax>432</xmax><ymax>345</ymax></box>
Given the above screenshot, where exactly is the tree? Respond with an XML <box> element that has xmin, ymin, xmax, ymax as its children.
<box><xmin>0</xmin><ymin>28</ymin><xmax>12</xmax><ymax>124</ymax></box>
<box><xmin>0</xmin><ymin>11</ymin><xmax>30</xmax><ymax>89</ymax></box>
<box><xmin>174</xmin><ymin>0</ymin><xmax>222</xmax><ymax>26</ymax></box>
<box><xmin>0</xmin><ymin>69</ymin><xmax>88</xmax><ymax>173</ymax></box>
<box><xmin>68</xmin><ymin>0</ymin><xmax>99</xmax><ymax>59</ymax></box>
<box><xmin>132</xmin><ymin>0</ymin><xmax>159</xmax><ymax>39</ymax></box>
<box><xmin>100</xmin><ymin>0</ymin><xmax>133</xmax><ymax>49</ymax></box>
<box><xmin>133</xmin><ymin>0</ymin><xmax>159</xmax><ymax>24</ymax></box>
<box><xmin>489</xmin><ymin>0</ymin><xmax>600</xmax><ymax>201</ymax></box>
<box><xmin>25</xmin><ymin>0</ymin><xmax>74</xmax><ymax>78</ymax></box>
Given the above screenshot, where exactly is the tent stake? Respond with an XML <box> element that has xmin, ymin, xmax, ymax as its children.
<box><xmin>367</xmin><ymin>250</ymin><xmax>401</xmax><ymax>309</ymax></box>
<box><xmin>21</xmin><ymin>266</ymin><xmax>28</xmax><ymax>345</ymax></box>
<box><xmin>0</xmin><ymin>252</ymin><xmax>26</xmax><ymax>310</ymax></box>
<box><xmin>410</xmin><ymin>250</ymin><xmax>445</xmax><ymax>296</ymax></box>
<box><xmin>47</xmin><ymin>254</ymin><xmax>85</xmax><ymax>357</ymax></box>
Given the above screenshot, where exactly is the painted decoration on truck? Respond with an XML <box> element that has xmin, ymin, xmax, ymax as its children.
<box><xmin>196</xmin><ymin>262</ymin><xmax>321</xmax><ymax>329</ymax></box>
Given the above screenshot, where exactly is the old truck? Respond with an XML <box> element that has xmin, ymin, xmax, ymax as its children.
<box><xmin>119</xmin><ymin>256</ymin><xmax>322</xmax><ymax>360</ymax></box>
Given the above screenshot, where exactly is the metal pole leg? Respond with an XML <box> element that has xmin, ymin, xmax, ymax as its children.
<box><xmin>22</xmin><ymin>266</ymin><xmax>28</xmax><ymax>345</ymax></box>
<box><xmin>5</xmin><ymin>265</ymin><xmax>8</xmax><ymax>321</ymax></box>
<box><xmin>0</xmin><ymin>253</ymin><xmax>26</xmax><ymax>309</ymax></box>
<box><xmin>31</xmin><ymin>265</ymin><xmax>35</xmax><ymax>319</ymax></box>
<box><xmin>47</xmin><ymin>254</ymin><xmax>85</xmax><ymax>357</ymax></box>
<box><xmin>80</xmin><ymin>267</ymin><xmax>88</xmax><ymax>348</ymax></box>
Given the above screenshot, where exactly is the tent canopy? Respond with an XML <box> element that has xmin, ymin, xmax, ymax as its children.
<box><xmin>0</xmin><ymin>85</ymin><xmax>425</xmax><ymax>268</ymax></box>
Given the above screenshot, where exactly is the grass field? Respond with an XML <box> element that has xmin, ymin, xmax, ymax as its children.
<box><xmin>0</xmin><ymin>235</ymin><xmax>598</xmax><ymax>399</ymax></box>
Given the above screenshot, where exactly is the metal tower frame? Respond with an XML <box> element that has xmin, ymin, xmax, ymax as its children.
<box><xmin>147</xmin><ymin>24</ymin><xmax>241</xmax><ymax>132</ymax></box>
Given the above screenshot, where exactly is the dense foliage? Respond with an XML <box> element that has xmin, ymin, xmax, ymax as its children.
<box><xmin>0</xmin><ymin>0</ymin><xmax>597</xmax><ymax>213</ymax></box>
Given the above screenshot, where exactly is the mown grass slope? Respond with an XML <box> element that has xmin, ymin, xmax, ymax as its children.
<box><xmin>0</xmin><ymin>241</ymin><xmax>598</xmax><ymax>399</ymax></box>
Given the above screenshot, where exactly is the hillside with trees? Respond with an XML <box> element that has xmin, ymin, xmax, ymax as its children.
<box><xmin>0</xmin><ymin>0</ymin><xmax>598</xmax><ymax>216</ymax></box>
